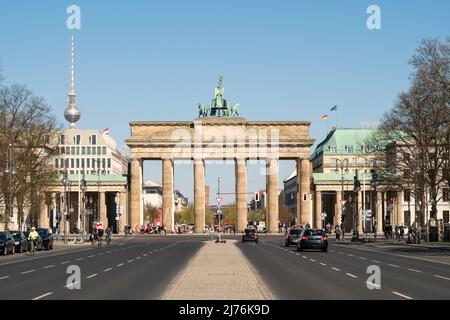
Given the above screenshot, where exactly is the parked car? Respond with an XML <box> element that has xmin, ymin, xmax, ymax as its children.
<box><xmin>0</xmin><ymin>231</ymin><xmax>16</xmax><ymax>255</ymax></box>
<box><xmin>11</xmin><ymin>231</ymin><xmax>27</xmax><ymax>253</ymax></box>
<box><xmin>37</xmin><ymin>228</ymin><xmax>54</xmax><ymax>250</ymax></box>
<box><xmin>285</xmin><ymin>228</ymin><xmax>302</xmax><ymax>247</ymax></box>
<box><xmin>242</xmin><ymin>228</ymin><xmax>259</xmax><ymax>243</ymax></box>
<box><xmin>23</xmin><ymin>231</ymin><xmax>44</xmax><ymax>251</ymax></box>
<box><xmin>297</xmin><ymin>229</ymin><xmax>328</xmax><ymax>252</ymax></box>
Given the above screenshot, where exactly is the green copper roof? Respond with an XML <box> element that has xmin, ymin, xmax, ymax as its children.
<box><xmin>57</xmin><ymin>174</ymin><xmax>127</xmax><ymax>183</ymax></box>
<box><xmin>313</xmin><ymin>172</ymin><xmax>374</xmax><ymax>182</ymax></box>
<box><xmin>311</xmin><ymin>128</ymin><xmax>378</xmax><ymax>160</ymax></box>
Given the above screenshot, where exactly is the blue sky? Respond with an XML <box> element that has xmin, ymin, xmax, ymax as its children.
<box><xmin>1</xmin><ymin>0</ymin><xmax>449</xmax><ymax>204</ymax></box>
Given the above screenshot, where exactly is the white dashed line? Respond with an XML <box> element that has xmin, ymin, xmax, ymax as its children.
<box><xmin>331</xmin><ymin>267</ymin><xmax>341</xmax><ymax>271</ymax></box>
<box><xmin>32</xmin><ymin>292</ymin><xmax>53</xmax><ymax>300</ymax></box>
<box><xmin>61</xmin><ymin>261</ymin><xmax>70</xmax><ymax>264</ymax></box>
<box><xmin>310</xmin><ymin>259</ymin><xmax>316</xmax><ymax>262</ymax></box>
<box><xmin>338</xmin><ymin>252</ymin><xmax>344</xmax><ymax>255</ymax></box>
<box><xmin>117</xmin><ymin>263</ymin><xmax>124</xmax><ymax>267</ymax></box>
<box><xmin>103</xmin><ymin>268</ymin><xmax>113</xmax><ymax>272</ymax></box>
<box><xmin>392</xmin><ymin>291</ymin><xmax>413</xmax><ymax>300</ymax></box>
<box><xmin>0</xmin><ymin>276</ymin><xmax>10</xmax><ymax>280</ymax></box>
<box><xmin>346</xmin><ymin>273</ymin><xmax>357</xmax><ymax>278</ymax></box>
<box><xmin>65</xmin><ymin>281</ymin><xmax>79</xmax><ymax>288</ymax></box>
<box><xmin>43</xmin><ymin>265</ymin><xmax>55</xmax><ymax>269</ymax></box>
<box><xmin>127</xmin><ymin>259</ymin><xmax>134</xmax><ymax>263</ymax></box>
<box><xmin>136</xmin><ymin>257</ymin><xmax>141</xmax><ymax>260</ymax></box>
<box><xmin>86</xmin><ymin>273</ymin><xmax>98</xmax><ymax>279</ymax></box>
<box><xmin>320</xmin><ymin>263</ymin><xmax>327</xmax><ymax>266</ymax></box>
<box><xmin>359</xmin><ymin>257</ymin><xmax>367</xmax><ymax>260</ymax></box>
<box><xmin>372</xmin><ymin>260</ymin><xmax>382</xmax><ymax>264</ymax></box>
<box><xmin>295</xmin><ymin>253</ymin><xmax>300</xmax><ymax>256</ymax></box>
<box><xmin>302</xmin><ymin>256</ymin><xmax>307</xmax><ymax>259</ymax></box>
<box><xmin>434</xmin><ymin>275</ymin><xmax>450</xmax><ymax>281</ymax></box>
<box><xmin>143</xmin><ymin>254</ymin><xmax>148</xmax><ymax>257</ymax></box>
<box><xmin>88</xmin><ymin>255</ymin><xmax>95</xmax><ymax>258</ymax></box>
<box><xmin>388</xmin><ymin>264</ymin><xmax>399</xmax><ymax>268</ymax></box>
<box><xmin>76</xmin><ymin>258</ymin><xmax>84</xmax><ymax>261</ymax></box>
<box><xmin>347</xmin><ymin>254</ymin><xmax>354</xmax><ymax>257</ymax></box>
<box><xmin>21</xmin><ymin>270</ymin><xmax>35</xmax><ymax>274</ymax></box>
<box><xmin>408</xmin><ymin>269</ymin><xmax>423</xmax><ymax>273</ymax></box>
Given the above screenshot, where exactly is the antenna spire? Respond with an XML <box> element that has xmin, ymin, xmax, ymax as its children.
<box><xmin>64</xmin><ymin>33</ymin><xmax>81</xmax><ymax>129</ymax></box>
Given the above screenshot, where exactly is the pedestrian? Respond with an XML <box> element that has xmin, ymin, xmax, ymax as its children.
<box><xmin>400</xmin><ymin>225</ymin><xmax>404</xmax><ymax>241</ymax></box>
<box><xmin>335</xmin><ymin>225</ymin><xmax>341</xmax><ymax>241</ymax></box>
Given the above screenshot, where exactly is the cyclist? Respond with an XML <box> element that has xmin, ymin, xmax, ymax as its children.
<box><xmin>95</xmin><ymin>222</ymin><xmax>104</xmax><ymax>247</ymax></box>
<box><xmin>28</xmin><ymin>227</ymin><xmax>40</xmax><ymax>254</ymax></box>
<box><xmin>105</xmin><ymin>227</ymin><xmax>112</xmax><ymax>245</ymax></box>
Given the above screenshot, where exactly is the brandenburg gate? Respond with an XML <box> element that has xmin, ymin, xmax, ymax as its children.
<box><xmin>126</xmin><ymin>78</ymin><xmax>314</xmax><ymax>233</ymax></box>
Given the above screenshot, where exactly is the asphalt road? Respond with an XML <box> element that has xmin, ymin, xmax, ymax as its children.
<box><xmin>0</xmin><ymin>234</ymin><xmax>449</xmax><ymax>300</ymax></box>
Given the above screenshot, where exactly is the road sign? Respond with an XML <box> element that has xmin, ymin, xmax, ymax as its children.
<box><xmin>340</xmin><ymin>200</ymin><xmax>347</xmax><ymax>206</ymax></box>
<box><xmin>216</xmin><ymin>197</ymin><xmax>222</xmax><ymax>204</ymax></box>
<box><xmin>362</xmin><ymin>210</ymin><xmax>372</xmax><ymax>218</ymax></box>
<box><xmin>320</xmin><ymin>212</ymin><xmax>327</xmax><ymax>220</ymax></box>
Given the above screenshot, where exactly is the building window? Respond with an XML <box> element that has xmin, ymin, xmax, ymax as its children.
<box><xmin>352</xmin><ymin>158</ymin><xmax>357</xmax><ymax>166</ymax></box>
<box><xmin>76</xmin><ymin>159</ymin><xmax>80</xmax><ymax>168</ymax></box>
<box><xmin>92</xmin><ymin>147</ymin><xmax>96</xmax><ymax>155</ymax></box>
<box><xmin>91</xmin><ymin>135</ymin><xmax>97</xmax><ymax>145</ymax></box>
<box><xmin>102</xmin><ymin>147</ymin><xmax>107</xmax><ymax>155</ymax></box>
<box><xmin>443</xmin><ymin>189</ymin><xmax>449</xmax><ymax>202</ymax></box>
<box><xmin>329</xmin><ymin>146</ymin><xmax>337</xmax><ymax>153</ymax></box>
<box><xmin>331</xmin><ymin>158</ymin><xmax>337</xmax><ymax>166</ymax></box>
<box><xmin>346</xmin><ymin>146</ymin><xmax>354</xmax><ymax>153</ymax></box>
<box><xmin>60</xmin><ymin>159</ymin><xmax>64</xmax><ymax>168</ymax></box>
<box><xmin>71</xmin><ymin>147</ymin><xmax>75</xmax><ymax>155</ymax></box>
<box><xmin>444</xmin><ymin>211</ymin><xmax>449</xmax><ymax>223</ymax></box>
<box><xmin>60</xmin><ymin>147</ymin><xmax>65</xmax><ymax>155</ymax></box>
<box><xmin>102</xmin><ymin>158</ymin><xmax>106</xmax><ymax>169</ymax></box>
<box><xmin>66</xmin><ymin>147</ymin><xmax>70</xmax><ymax>155</ymax></box>
<box><xmin>97</xmin><ymin>147</ymin><xmax>102</xmax><ymax>155</ymax></box>
<box><xmin>82</xmin><ymin>147</ymin><xmax>86</xmax><ymax>155</ymax></box>
<box><xmin>87</xmin><ymin>147</ymin><xmax>91</xmax><ymax>155</ymax></box>
<box><xmin>55</xmin><ymin>159</ymin><xmax>58</xmax><ymax>168</ymax></box>
<box><xmin>60</xmin><ymin>135</ymin><xmax>65</xmax><ymax>145</ymax></box>
<box><xmin>87</xmin><ymin>159</ymin><xmax>90</xmax><ymax>168</ymax></box>
<box><xmin>404</xmin><ymin>190</ymin><xmax>411</xmax><ymax>202</ymax></box>
<box><xmin>107</xmin><ymin>158</ymin><xmax>111</xmax><ymax>169</ymax></box>
<box><xmin>71</xmin><ymin>159</ymin><xmax>75</xmax><ymax>168</ymax></box>
<box><xmin>81</xmin><ymin>159</ymin><xmax>85</xmax><ymax>169</ymax></box>
<box><xmin>65</xmin><ymin>159</ymin><xmax>69</xmax><ymax>168</ymax></box>
<box><xmin>75</xmin><ymin>135</ymin><xmax>81</xmax><ymax>145</ymax></box>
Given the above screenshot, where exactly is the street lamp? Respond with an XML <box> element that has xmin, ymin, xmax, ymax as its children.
<box><xmin>81</xmin><ymin>169</ymin><xmax>87</xmax><ymax>241</ymax></box>
<box><xmin>61</xmin><ymin>167</ymin><xmax>71</xmax><ymax>244</ymax></box>
<box><xmin>352</xmin><ymin>170</ymin><xmax>361</xmax><ymax>242</ymax></box>
<box><xmin>4</xmin><ymin>144</ymin><xmax>16</xmax><ymax>230</ymax></box>
<box><xmin>335</xmin><ymin>159</ymin><xmax>349</xmax><ymax>239</ymax></box>
<box><xmin>370</xmin><ymin>169</ymin><xmax>378</xmax><ymax>242</ymax></box>
<box><xmin>96</xmin><ymin>159</ymin><xmax>106</xmax><ymax>223</ymax></box>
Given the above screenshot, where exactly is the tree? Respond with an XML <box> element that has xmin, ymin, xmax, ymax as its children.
<box><xmin>0</xmin><ymin>84</ymin><xmax>60</xmax><ymax>228</ymax></box>
<box><xmin>177</xmin><ymin>204</ymin><xmax>195</xmax><ymax>224</ymax></box>
<box><xmin>369</xmin><ymin>38</ymin><xmax>450</xmax><ymax>232</ymax></box>
<box><xmin>144</xmin><ymin>203</ymin><xmax>160</xmax><ymax>223</ymax></box>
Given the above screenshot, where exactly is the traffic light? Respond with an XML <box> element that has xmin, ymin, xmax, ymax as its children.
<box><xmin>353</xmin><ymin>175</ymin><xmax>361</xmax><ymax>192</ymax></box>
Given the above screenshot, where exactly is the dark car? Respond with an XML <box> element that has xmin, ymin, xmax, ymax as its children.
<box><xmin>297</xmin><ymin>229</ymin><xmax>328</xmax><ymax>252</ymax></box>
<box><xmin>0</xmin><ymin>231</ymin><xmax>16</xmax><ymax>255</ymax></box>
<box><xmin>37</xmin><ymin>228</ymin><xmax>54</xmax><ymax>250</ymax></box>
<box><xmin>24</xmin><ymin>231</ymin><xmax>44</xmax><ymax>251</ymax></box>
<box><xmin>11</xmin><ymin>231</ymin><xmax>27</xmax><ymax>253</ymax></box>
<box><xmin>242</xmin><ymin>228</ymin><xmax>259</xmax><ymax>243</ymax></box>
<box><xmin>285</xmin><ymin>228</ymin><xmax>302</xmax><ymax>247</ymax></box>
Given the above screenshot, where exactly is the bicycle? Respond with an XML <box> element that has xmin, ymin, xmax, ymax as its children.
<box><xmin>28</xmin><ymin>239</ymin><xmax>36</xmax><ymax>256</ymax></box>
<box><xmin>97</xmin><ymin>235</ymin><xmax>103</xmax><ymax>248</ymax></box>
<box><xmin>105</xmin><ymin>234</ymin><xmax>111</xmax><ymax>245</ymax></box>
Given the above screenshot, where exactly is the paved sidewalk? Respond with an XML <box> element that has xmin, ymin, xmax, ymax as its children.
<box><xmin>162</xmin><ymin>240</ymin><xmax>271</xmax><ymax>300</ymax></box>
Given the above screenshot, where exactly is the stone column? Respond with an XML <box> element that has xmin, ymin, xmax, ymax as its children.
<box><xmin>235</xmin><ymin>159</ymin><xmax>248</xmax><ymax>233</ymax></box>
<box><xmin>39</xmin><ymin>195</ymin><xmax>49</xmax><ymax>229</ymax></box>
<box><xmin>335</xmin><ymin>191</ymin><xmax>342</xmax><ymax>227</ymax></box>
<box><xmin>315</xmin><ymin>191</ymin><xmax>322</xmax><ymax>229</ymax></box>
<box><xmin>130</xmin><ymin>158</ymin><xmax>142</xmax><ymax>230</ymax></box>
<box><xmin>162</xmin><ymin>158</ymin><xmax>174</xmax><ymax>233</ymax></box>
<box><xmin>194</xmin><ymin>159</ymin><xmax>205</xmax><ymax>233</ymax></box>
<box><xmin>358</xmin><ymin>191</ymin><xmax>363</xmax><ymax>234</ymax></box>
<box><xmin>376</xmin><ymin>191</ymin><xmax>383</xmax><ymax>234</ymax></box>
<box><xmin>397</xmin><ymin>190</ymin><xmax>404</xmax><ymax>226</ymax></box>
<box><xmin>297</xmin><ymin>158</ymin><xmax>311</xmax><ymax>226</ymax></box>
<box><xmin>99</xmin><ymin>192</ymin><xmax>108</xmax><ymax>227</ymax></box>
<box><xmin>266</xmin><ymin>158</ymin><xmax>279</xmax><ymax>233</ymax></box>
<box><xmin>119</xmin><ymin>192</ymin><xmax>127</xmax><ymax>234</ymax></box>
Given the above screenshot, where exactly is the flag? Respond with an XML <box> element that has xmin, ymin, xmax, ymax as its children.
<box><xmin>330</xmin><ymin>105</ymin><xmax>337</xmax><ymax>112</ymax></box>
<box><xmin>321</xmin><ymin>114</ymin><xmax>329</xmax><ymax>120</ymax></box>
<box><xmin>102</xmin><ymin>128</ymin><xmax>110</xmax><ymax>135</ymax></box>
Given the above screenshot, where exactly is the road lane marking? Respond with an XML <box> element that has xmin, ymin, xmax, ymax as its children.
<box><xmin>0</xmin><ymin>276</ymin><xmax>10</xmax><ymax>280</ymax></box>
<box><xmin>136</xmin><ymin>257</ymin><xmax>141</xmax><ymax>260</ymax></box>
<box><xmin>76</xmin><ymin>258</ymin><xmax>84</xmax><ymax>261</ymax></box>
<box><xmin>32</xmin><ymin>292</ymin><xmax>53</xmax><ymax>300</ymax></box>
<box><xmin>347</xmin><ymin>254</ymin><xmax>354</xmax><ymax>257</ymax></box>
<box><xmin>127</xmin><ymin>259</ymin><xmax>134</xmax><ymax>263</ymax></box>
<box><xmin>434</xmin><ymin>275</ymin><xmax>450</xmax><ymax>281</ymax></box>
<box><xmin>359</xmin><ymin>257</ymin><xmax>367</xmax><ymax>260</ymax></box>
<box><xmin>310</xmin><ymin>259</ymin><xmax>316</xmax><ymax>262</ymax></box>
<box><xmin>21</xmin><ymin>270</ymin><xmax>35</xmax><ymax>274</ymax></box>
<box><xmin>103</xmin><ymin>268</ymin><xmax>113</xmax><ymax>272</ymax></box>
<box><xmin>302</xmin><ymin>256</ymin><xmax>307</xmax><ymax>259</ymax></box>
<box><xmin>117</xmin><ymin>263</ymin><xmax>124</xmax><ymax>267</ymax></box>
<box><xmin>289</xmin><ymin>251</ymin><xmax>295</xmax><ymax>254</ymax></box>
<box><xmin>98</xmin><ymin>253</ymin><xmax>104</xmax><ymax>256</ymax></box>
<box><xmin>65</xmin><ymin>281</ymin><xmax>79</xmax><ymax>288</ymax></box>
<box><xmin>88</xmin><ymin>255</ymin><xmax>95</xmax><ymax>258</ymax></box>
<box><xmin>372</xmin><ymin>260</ymin><xmax>382</xmax><ymax>264</ymax></box>
<box><xmin>143</xmin><ymin>254</ymin><xmax>148</xmax><ymax>257</ymax></box>
<box><xmin>43</xmin><ymin>265</ymin><xmax>55</xmax><ymax>269</ymax></box>
<box><xmin>86</xmin><ymin>273</ymin><xmax>98</xmax><ymax>279</ymax></box>
<box><xmin>408</xmin><ymin>269</ymin><xmax>423</xmax><ymax>273</ymax></box>
<box><xmin>366</xmin><ymin>282</ymin><xmax>381</xmax><ymax>289</ymax></box>
<box><xmin>295</xmin><ymin>253</ymin><xmax>300</xmax><ymax>256</ymax></box>
<box><xmin>388</xmin><ymin>264</ymin><xmax>399</xmax><ymax>268</ymax></box>
<box><xmin>392</xmin><ymin>291</ymin><xmax>413</xmax><ymax>300</ymax></box>
<box><xmin>61</xmin><ymin>261</ymin><xmax>70</xmax><ymax>264</ymax></box>
<box><xmin>320</xmin><ymin>263</ymin><xmax>327</xmax><ymax>266</ymax></box>
<box><xmin>338</xmin><ymin>252</ymin><xmax>344</xmax><ymax>254</ymax></box>
<box><xmin>331</xmin><ymin>267</ymin><xmax>341</xmax><ymax>271</ymax></box>
<box><xmin>346</xmin><ymin>273</ymin><xmax>357</xmax><ymax>278</ymax></box>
